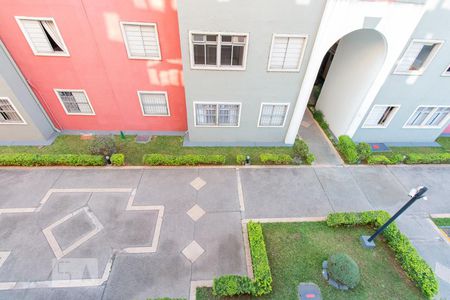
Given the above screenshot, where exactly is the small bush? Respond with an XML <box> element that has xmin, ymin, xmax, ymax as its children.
<box><xmin>404</xmin><ymin>153</ymin><xmax>450</xmax><ymax>164</ymax></box>
<box><xmin>367</xmin><ymin>155</ymin><xmax>394</xmax><ymax>165</ymax></box>
<box><xmin>236</xmin><ymin>154</ymin><xmax>246</xmax><ymax>165</ymax></box>
<box><xmin>259</xmin><ymin>153</ymin><xmax>293</xmax><ymax>165</ymax></box>
<box><xmin>305</xmin><ymin>153</ymin><xmax>315</xmax><ymax>165</ymax></box>
<box><xmin>337</xmin><ymin>136</ymin><xmax>359</xmax><ymax>164</ymax></box>
<box><xmin>0</xmin><ymin>153</ymin><xmax>104</xmax><ymax>166</ymax></box>
<box><xmin>312</xmin><ymin>110</ymin><xmax>329</xmax><ymax>131</ymax></box>
<box><xmin>356</xmin><ymin>142</ymin><xmax>371</xmax><ymax>161</ymax></box>
<box><xmin>293</xmin><ymin>139</ymin><xmax>315</xmax><ymax>165</ymax></box>
<box><xmin>390</xmin><ymin>153</ymin><xmax>405</xmax><ymax>164</ymax></box>
<box><xmin>328</xmin><ymin>253</ymin><xmax>360</xmax><ymax>289</ymax></box>
<box><xmin>89</xmin><ymin>136</ymin><xmax>116</xmax><ymax>156</ymax></box>
<box><xmin>326</xmin><ymin>211</ymin><xmax>439</xmax><ymax>299</ymax></box>
<box><xmin>110</xmin><ymin>153</ymin><xmax>125</xmax><ymax>166</ymax></box>
<box><xmin>213</xmin><ymin>275</ymin><xmax>254</xmax><ymax>296</ymax></box>
<box><xmin>143</xmin><ymin>154</ymin><xmax>225</xmax><ymax>166</ymax></box>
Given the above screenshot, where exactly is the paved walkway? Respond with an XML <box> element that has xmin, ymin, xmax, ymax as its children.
<box><xmin>298</xmin><ymin>109</ymin><xmax>343</xmax><ymax>166</ymax></box>
<box><xmin>0</xmin><ymin>166</ymin><xmax>449</xmax><ymax>299</ymax></box>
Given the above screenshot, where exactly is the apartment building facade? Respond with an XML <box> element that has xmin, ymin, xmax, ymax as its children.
<box><xmin>0</xmin><ymin>0</ymin><xmax>187</xmax><ymax>140</ymax></box>
<box><xmin>0</xmin><ymin>0</ymin><xmax>449</xmax><ymax>146</ymax></box>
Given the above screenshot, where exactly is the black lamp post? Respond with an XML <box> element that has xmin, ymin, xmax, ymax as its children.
<box><xmin>361</xmin><ymin>186</ymin><xmax>428</xmax><ymax>249</ymax></box>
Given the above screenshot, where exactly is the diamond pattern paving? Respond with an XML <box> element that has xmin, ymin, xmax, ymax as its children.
<box><xmin>182</xmin><ymin>241</ymin><xmax>205</xmax><ymax>263</ymax></box>
<box><xmin>186</xmin><ymin>204</ymin><xmax>206</xmax><ymax>222</ymax></box>
<box><xmin>190</xmin><ymin>177</ymin><xmax>206</xmax><ymax>191</ymax></box>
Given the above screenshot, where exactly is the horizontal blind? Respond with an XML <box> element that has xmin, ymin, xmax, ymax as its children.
<box><xmin>364</xmin><ymin>106</ymin><xmax>387</xmax><ymax>126</ymax></box>
<box><xmin>21</xmin><ymin>19</ymin><xmax>53</xmax><ymax>53</ymax></box>
<box><xmin>140</xmin><ymin>93</ymin><xmax>169</xmax><ymax>116</ymax></box>
<box><xmin>270</xmin><ymin>36</ymin><xmax>305</xmax><ymax>70</ymax></box>
<box><xmin>395</xmin><ymin>42</ymin><xmax>425</xmax><ymax>73</ymax></box>
<box><xmin>124</xmin><ymin>24</ymin><xmax>160</xmax><ymax>58</ymax></box>
<box><xmin>260</xmin><ymin>104</ymin><xmax>287</xmax><ymax>126</ymax></box>
<box><xmin>0</xmin><ymin>98</ymin><xmax>23</xmax><ymax>123</ymax></box>
<box><xmin>58</xmin><ymin>91</ymin><xmax>93</xmax><ymax>114</ymax></box>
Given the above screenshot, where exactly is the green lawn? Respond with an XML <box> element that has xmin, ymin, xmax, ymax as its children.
<box><xmin>432</xmin><ymin>218</ymin><xmax>450</xmax><ymax>227</ymax></box>
<box><xmin>0</xmin><ymin>135</ymin><xmax>294</xmax><ymax>166</ymax></box>
<box><xmin>197</xmin><ymin>222</ymin><xmax>422</xmax><ymax>300</ymax></box>
<box><xmin>382</xmin><ymin>137</ymin><xmax>450</xmax><ymax>157</ymax></box>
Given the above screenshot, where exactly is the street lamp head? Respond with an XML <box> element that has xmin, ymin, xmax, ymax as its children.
<box><xmin>408</xmin><ymin>186</ymin><xmax>428</xmax><ymax>199</ymax></box>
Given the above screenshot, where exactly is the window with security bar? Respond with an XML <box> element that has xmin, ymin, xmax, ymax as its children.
<box><xmin>0</xmin><ymin>98</ymin><xmax>24</xmax><ymax>124</ymax></box>
<box><xmin>56</xmin><ymin>90</ymin><xmax>94</xmax><ymax>115</ymax></box>
<box><xmin>139</xmin><ymin>92</ymin><xmax>169</xmax><ymax>116</ymax></box>
<box><xmin>195</xmin><ymin>103</ymin><xmax>240</xmax><ymax>126</ymax></box>
<box><xmin>259</xmin><ymin>104</ymin><xmax>289</xmax><ymax>127</ymax></box>
<box><xmin>405</xmin><ymin>106</ymin><xmax>450</xmax><ymax>128</ymax></box>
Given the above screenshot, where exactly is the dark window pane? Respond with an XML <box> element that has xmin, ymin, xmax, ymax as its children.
<box><xmin>222</xmin><ymin>35</ymin><xmax>232</xmax><ymax>42</ymax></box>
<box><xmin>232</xmin><ymin>45</ymin><xmax>244</xmax><ymax>66</ymax></box>
<box><xmin>221</xmin><ymin>45</ymin><xmax>232</xmax><ymax>65</ymax></box>
<box><xmin>192</xmin><ymin>34</ymin><xmax>205</xmax><ymax>42</ymax></box>
<box><xmin>447</xmin><ymin>66</ymin><xmax>450</xmax><ymax>73</ymax></box>
<box><xmin>206</xmin><ymin>45</ymin><xmax>217</xmax><ymax>65</ymax></box>
<box><xmin>206</xmin><ymin>35</ymin><xmax>217</xmax><ymax>42</ymax></box>
<box><xmin>410</xmin><ymin>45</ymin><xmax>434</xmax><ymax>70</ymax></box>
<box><xmin>193</xmin><ymin>44</ymin><xmax>205</xmax><ymax>65</ymax></box>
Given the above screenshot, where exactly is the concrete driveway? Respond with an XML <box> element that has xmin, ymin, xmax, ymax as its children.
<box><xmin>0</xmin><ymin>165</ymin><xmax>449</xmax><ymax>299</ymax></box>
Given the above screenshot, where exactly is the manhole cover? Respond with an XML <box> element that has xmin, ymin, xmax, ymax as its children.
<box><xmin>298</xmin><ymin>282</ymin><xmax>322</xmax><ymax>300</ymax></box>
<box><xmin>136</xmin><ymin>135</ymin><xmax>151</xmax><ymax>143</ymax></box>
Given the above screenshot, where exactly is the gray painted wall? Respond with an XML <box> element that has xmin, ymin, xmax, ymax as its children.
<box><xmin>353</xmin><ymin>3</ymin><xmax>450</xmax><ymax>143</ymax></box>
<box><xmin>0</xmin><ymin>41</ymin><xmax>56</xmax><ymax>145</ymax></box>
<box><xmin>177</xmin><ymin>0</ymin><xmax>326</xmax><ymax>144</ymax></box>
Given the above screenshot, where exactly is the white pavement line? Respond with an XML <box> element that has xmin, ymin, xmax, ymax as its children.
<box><xmin>43</xmin><ymin>207</ymin><xmax>104</xmax><ymax>259</ymax></box>
<box><xmin>430</xmin><ymin>213</ymin><xmax>450</xmax><ymax>218</ymax></box>
<box><xmin>241</xmin><ymin>220</ymin><xmax>254</xmax><ymax>279</ymax></box>
<box><xmin>189</xmin><ymin>280</ymin><xmax>213</xmax><ymax>300</ymax></box>
<box><xmin>0</xmin><ymin>282</ymin><xmax>16</xmax><ymax>290</ymax></box>
<box><xmin>236</xmin><ymin>168</ymin><xmax>245</xmax><ymax>212</ymax></box>
<box><xmin>436</xmin><ymin>262</ymin><xmax>450</xmax><ymax>284</ymax></box>
<box><xmin>244</xmin><ymin>216</ymin><xmax>327</xmax><ymax>223</ymax></box>
<box><xmin>0</xmin><ymin>208</ymin><xmax>36</xmax><ymax>214</ymax></box>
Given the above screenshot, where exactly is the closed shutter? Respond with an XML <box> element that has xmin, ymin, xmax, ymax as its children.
<box><xmin>269</xmin><ymin>36</ymin><xmax>305</xmax><ymax>70</ymax></box>
<box><xmin>21</xmin><ymin>19</ymin><xmax>53</xmax><ymax>53</ymax></box>
<box><xmin>123</xmin><ymin>24</ymin><xmax>160</xmax><ymax>59</ymax></box>
<box><xmin>364</xmin><ymin>106</ymin><xmax>388</xmax><ymax>127</ymax></box>
<box><xmin>140</xmin><ymin>93</ymin><xmax>169</xmax><ymax>116</ymax></box>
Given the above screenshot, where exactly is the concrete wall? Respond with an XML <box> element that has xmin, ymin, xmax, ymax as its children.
<box><xmin>0</xmin><ymin>0</ymin><xmax>187</xmax><ymax>132</ymax></box>
<box><xmin>0</xmin><ymin>41</ymin><xmax>56</xmax><ymax>145</ymax></box>
<box><xmin>177</xmin><ymin>0</ymin><xmax>326</xmax><ymax>144</ymax></box>
<box><xmin>316</xmin><ymin>29</ymin><xmax>386</xmax><ymax>137</ymax></box>
<box><xmin>353</xmin><ymin>1</ymin><xmax>450</xmax><ymax>143</ymax></box>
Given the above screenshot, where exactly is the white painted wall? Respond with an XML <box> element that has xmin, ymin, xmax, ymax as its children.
<box><xmin>285</xmin><ymin>0</ymin><xmax>427</xmax><ymax>144</ymax></box>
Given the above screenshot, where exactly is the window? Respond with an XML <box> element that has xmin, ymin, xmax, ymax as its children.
<box><xmin>55</xmin><ymin>90</ymin><xmax>94</xmax><ymax>115</ymax></box>
<box><xmin>442</xmin><ymin>64</ymin><xmax>450</xmax><ymax>76</ymax></box>
<box><xmin>268</xmin><ymin>34</ymin><xmax>307</xmax><ymax>71</ymax></box>
<box><xmin>258</xmin><ymin>103</ymin><xmax>289</xmax><ymax>127</ymax></box>
<box><xmin>16</xmin><ymin>17</ymin><xmax>68</xmax><ymax>56</ymax></box>
<box><xmin>138</xmin><ymin>91</ymin><xmax>169</xmax><ymax>116</ymax></box>
<box><xmin>394</xmin><ymin>40</ymin><xmax>442</xmax><ymax>75</ymax></box>
<box><xmin>405</xmin><ymin>106</ymin><xmax>450</xmax><ymax>128</ymax></box>
<box><xmin>121</xmin><ymin>22</ymin><xmax>161</xmax><ymax>60</ymax></box>
<box><xmin>190</xmin><ymin>32</ymin><xmax>248</xmax><ymax>69</ymax></box>
<box><xmin>0</xmin><ymin>98</ymin><xmax>25</xmax><ymax>124</ymax></box>
<box><xmin>362</xmin><ymin>105</ymin><xmax>399</xmax><ymax>128</ymax></box>
<box><xmin>194</xmin><ymin>102</ymin><xmax>240</xmax><ymax>127</ymax></box>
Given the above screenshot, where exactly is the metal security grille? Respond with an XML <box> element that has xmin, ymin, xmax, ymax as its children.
<box><xmin>123</xmin><ymin>24</ymin><xmax>160</xmax><ymax>59</ymax></box>
<box><xmin>58</xmin><ymin>91</ymin><xmax>93</xmax><ymax>114</ymax></box>
<box><xmin>140</xmin><ymin>92</ymin><xmax>169</xmax><ymax>116</ymax></box>
<box><xmin>195</xmin><ymin>103</ymin><xmax>240</xmax><ymax>126</ymax></box>
<box><xmin>269</xmin><ymin>36</ymin><xmax>306</xmax><ymax>70</ymax></box>
<box><xmin>259</xmin><ymin>104</ymin><xmax>288</xmax><ymax>126</ymax></box>
<box><xmin>0</xmin><ymin>98</ymin><xmax>23</xmax><ymax>123</ymax></box>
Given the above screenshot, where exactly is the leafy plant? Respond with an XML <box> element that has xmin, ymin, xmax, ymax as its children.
<box><xmin>259</xmin><ymin>153</ymin><xmax>293</xmax><ymax>165</ymax></box>
<box><xmin>110</xmin><ymin>153</ymin><xmax>125</xmax><ymax>166</ymax></box>
<box><xmin>312</xmin><ymin>110</ymin><xmax>329</xmax><ymax>131</ymax></box>
<box><xmin>337</xmin><ymin>136</ymin><xmax>359</xmax><ymax>164</ymax></box>
<box><xmin>236</xmin><ymin>154</ymin><xmax>246</xmax><ymax>165</ymax></box>
<box><xmin>328</xmin><ymin>253</ymin><xmax>360</xmax><ymax>289</ymax></box>
<box><xmin>0</xmin><ymin>153</ymin><xmax>104</xmax><ymax>166</ymax></box>
<box><xmin>143</xmin><ymin>154</ymin><xmax>225</xmax><ymax>166</ymax></box>
<box><xmin>404</xmin><ymin>153</ymin><xmax>450</xmax><ymax>164</ymax></box>
<box><xmin>88</xmin><ymin>136</ymin><xmax>116</xmax><ymax>156</ymax></box>
<box><xmin>356</xmin><ymin>142</ymin><xmax>371</xmax><ymax>162</ymax></box>
<box><xmin>367</xmin><ymin>155</ymin><xmax>394</xmax><ymax>165</ymax></box>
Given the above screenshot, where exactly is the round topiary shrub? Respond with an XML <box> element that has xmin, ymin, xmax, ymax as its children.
<box><xmin>328</xmin><ymin>253</ymin><xmax>360</xmax><ymax>289</ymax></box>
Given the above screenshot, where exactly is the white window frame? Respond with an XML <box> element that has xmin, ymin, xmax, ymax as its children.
<box><xmin>189</xmin><ymin>31</ymin><xmax>249</xmax><ymax>71</ymax></box>
<box><xmin>442</xmin><ymin>63</ymin><xmax>450</xmax><ymax>77</ymax></box>
<box><xmin>403</xmin><ymin>105</ymin><xmax>450</xmax><ymax>129</ymax></box>
<box><xmin>120</xmin><ymin>21</ymin><xmax>162</xmax><ymax>60</ymax></box>
<box><xmin>362</xmin><ymin>104</ymin><xmax>400</xmax><ymax>129</ymax></box>
<box><xmin>267</xmin><ymin>34</ymin><xmax>308</xmax><ymax>72</ymax></box>
<box><xmin>137</xmin><ymin>91</ymin><xmax>170</xmax><ymax>117</ymax></box>
<box><xmin>15</xmin><ymin>16</ymin><xmax>70</xmax><ymax>57</ymax></box>
<box><xmin>54</xmin><ymin>89</ymin><xmax>95</xmax><ymax>116</ymax></box>
<box><xmin>0</xmin><ymin>97</ymin><xmax>27</xmax><ymax>125</ymax></box>
<box><xmin>193</xmin><ymin>101</ymin><xmax>241</xmax><ymax>127</ymax></box>
<box><xmin>393</xmin><ymin>39</ymin><xmax>443</xmax><ymax>75</ymax></box>
<box><xmin>257</xmin><ymin>102</ymin><xmax>290</xmax><ymax>128</ymax></box>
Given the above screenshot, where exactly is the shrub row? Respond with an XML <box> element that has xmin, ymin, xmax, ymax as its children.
<box><xmin>367</xmin><ymin>153</ymin><xmax>404</xmax><ymax>165</ymax></box>
<box><xmin>337</xmin><ymin>135</ymin><xmax>372</xmax><ymax>164</ymax></box>
<box><xmin>327</xmin><ymin>211</ymin><xmax>439</xmax><ymax>299</ymax></box>
<box><xmin>213</xmin><ymin>222</ymin><xmax>272</xmax><ymax>297</ymax></box>
<box><xmin>110</xmin><ymin>153</ymin><xmax>125</xmax><ymax>166</ymax></box>
<box><xmin>0</xmin><ymin>153</ymin><xmax>105</xmax><ymax>166</ymax></box>
<box><xmin>259</xmin><ymin>153</ymin><xmax>293</xmax><ymax>165</ymax></box>
<box><xmin>236</xmin><ymin>154</ymin><xmax>246</xmax><ymax>165</ymax></box>
<box><xmin>404</xmin><ymin>153</ymin><xmax>450</xmax><ymax>164</ymax></box>
<box><xmin>142</xmin><ymin>154</ymin><xmax>225</xmax><ymax>166</ymax></box>
<box><xmin>293</xmin><ymin>139</ymin><xmax>315</xmax><ymax>165</ymax></box>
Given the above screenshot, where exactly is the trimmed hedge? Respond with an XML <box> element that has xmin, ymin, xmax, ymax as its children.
<box><xmin>327</xmin><ymin>211</ymin><xmax>439</xmax><ymax>299</ymax></box>
<box><xmin>236</xmin><ymin>154</ymin><xmax>246</xmax><ymax>165</ymax></box>
<box><xmin>337</xmin><ymin>135</ymin><xmax>359</xmax><ymax>164</ymax></box>
<box><xmin>0</xmin><ymin>153</ymin><xmax>104</xmax><ymax>166</ymax></box>
<box><xmin>111</xmin><ymin>153</ymin><xmax>125</xmax><ymax>166</ymax></box>
<box><xmin>259</xmin><ymin>153</ymin><xmax>293</xmax><ymax>165</ymax></box>
<box><xmin>328</xmin><ymin>253</ymin><xmax>360</xmax><ymax>289</ymax></box>
<box><xmin>367</xmin><ymin>155</ymin><xmax>395</xmax><ymax>165</ymax></box>
<box><xmin>405</xmin><ymin>153</ymin><xmax>450</xmax><ymax>164</ymax></box>
<box><xmin>213</xmin><ymin>222</ymin><xmax>272</xmax><ymax>297</ymax></box>
<box><xmin>356</xmin><ymin>142</ymin><xmax>371</xmax><ymax>162</ymax></box>
<box><xmin>142</xmin><ymin>154</ymin><xmax>225</xmax><ymax>166</ymax></box>
<box><xmin>293</xmin><ymin>139</ymin><xmax>315</xmax><ymax>165</ymax></box>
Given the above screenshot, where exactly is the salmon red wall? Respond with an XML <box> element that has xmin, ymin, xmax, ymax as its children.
<box><xmin>0</xmin><ymin>0</ymin><xmax>187</xmax><ymax>132</ymax></box>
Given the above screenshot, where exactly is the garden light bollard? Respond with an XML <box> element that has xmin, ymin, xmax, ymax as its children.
<box><xmin>360</xmin><ymin>186</ymin><xmax>428</xmax><ymax>249</ymax></box>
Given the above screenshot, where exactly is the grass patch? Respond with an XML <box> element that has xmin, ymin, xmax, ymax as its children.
<box><xmin>0</xmin><ymin>135</ymin><xmax>294</xmax><ymax>166</ymax></box>
<box><xmin>197</xmin><ymin>222</ymin><xmax>423</xmax><ymax>300</ymax></box>
<box><xmin>432</xmin><ymin>218</ymin><xmax>450</xmax><ymax>227</ymax></box>
<box><xmin>382</xmin><ymin>137</ymin><xmax>450</xmax><ymax>158</ymax></box>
